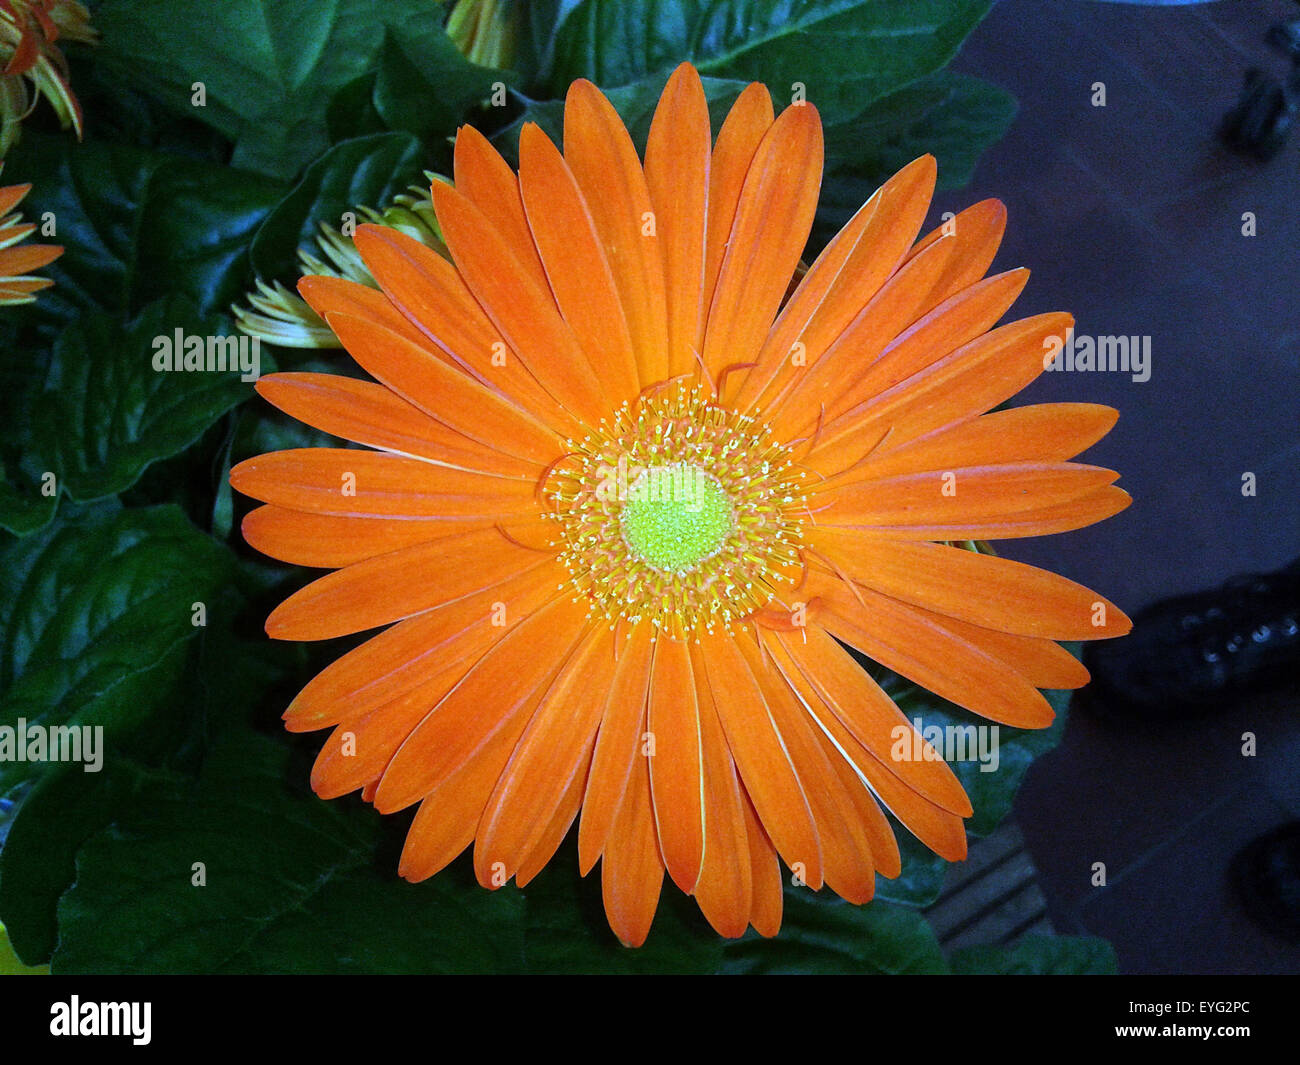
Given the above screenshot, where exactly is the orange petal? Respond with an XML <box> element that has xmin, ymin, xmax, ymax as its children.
<box><xmin>255</xmin><ymin>371</ymin><xmax>537</xmax><ymax>479</ymax></box>
<box><xmin>810</xmin><ymin>310</ymin><xmax>1073</xmax><ymax>470</ymax></box>
<box><xmin>846</xmin><ymin>748</ymin><xmax>968</xmax><ymax>863</ymax></box>
<box><xmin>736</xmin><ymin>635</ymin><xmax>875</xmax><ymax>903</ymax></box>
<box><xmin>647</xmin><ymin>635</ymin><xmax>706</xmax><ymax>894</ymax></box>
<box><xmin>230</xmin><ymin>448</ymin><xmax>537</xmax><ymax>518</ymax></box>
<box><xmin>767</xmin><ymin>230</ymin><xmax>957</xmax><ymax>437</ymax></box>
<box><xmin>0</xmin><ymin>277</ymin><xmax>56</xmax><ymax>299</ymax></box>
<box><xmin>475</xmin><ymin>624</ymin><xmax>616</xmax><ymax>885</ymax></box>
<box><xmin>4</xmin><ymin>27</ymin><xmax>38</xmax><ymax>76</ymax></box>
<box><xmin>564</xmin><ymin>79</ymin><xmax>670</xmax><ymax>386</ymax></box>
<box><xmin>518</xmin><ymin>122</ymin><xmax>640</xmax><ymax>404</ymax></box>
<box><xmin>515</xmin><ymin>747</ymin><xmax>591</xmax><ymax>888</ymax></box>
<box><xmin>297</xmin><ymin>273</ymin><xmax>444</xmax><ymax>355</ymax></box>
<box><xmin>579</xmin><ymin>625</ymin><xmax>654</xmax><ymax>874</ymax></box>
<box><xmin>0</xmin><ymin>183</ymin><xmax>32</xmax><ymax>215</ymax></box>
<box><xmin>764</xmin><ymin>629</ymin><xmax>968</xmax><ymax>863</ymax></box>
<box><xmin>724</xmin><ymin>192</ymin><xmax>881</xmax><ymax>409</ymax></box>
<box><xmin>704</xmin><ymin>83</ymin><xmax>775</xmax><ymax>328</ymax></box>
<box><xmin>697</xmin><ymin>629</ymin><xmax>823</xmax><ymax>889</ymax></box>
<box><xmin>350</xmin><ymin>225</ymin><xmax>582</xmax><ymax>437</ymax></box>
<box><xmin>399</xmin><ymin>780</ymin><xmax>480</xmax><ymax>882</ymax></box>
<box><xmin>808</xmin><ymin>719</ymin><xmax>902</xmax><ymax>879</ymax></box>
<box><xmin>809</xmin><ymin>533</ymin><xmax>1133</xmax><ymax>640</ymax></box>
<box><xmin>816</xmin><ymin>461</ymin><xmax>1120</xmax><ymax>530</ymax></box>
<box><xmin>701</xmin><ymin>102</ymin><xmax>823</xmax><ymax>376</ymax></box>
<box><xmin>399</xmin><ymin>730</ymin><xmax>529</xmax><ymax>883</ymax></box>
<box><xmin>767</xmin><ymin>626</ymin><xmax>973</xmax><ymax>816</ymax></box>
<box><xmin>734</xmin><ymin>154</ymin><xmax>937</xmax><ymax>411</ymax></box>
<box><xmin>601</xmin><ymin>748</ymin><xmax>665</xmax><ymax>948</ymax></box>
<box><xmin>431</xmin><ymin>182</ymin><xmax>609</xmax><ymax>425</ymax></box>
<box><xmin>800</xmin><ymin>269</ymin><xmax>1030</xmax><ymax>464</ymax></box>
<box><xmin>811</xmin><ymin>573</ymin><xmax>1058</xmax><ymax>728</ymax></box>
<box><xmin>242</xmin><ymin>505</ymin><xmax>469</xmax><ymax>568</ymax></box>
<box><xmin>0</xmin><ymin>242</ymin><xmax>63</xmax><ymax>275</ymax></box>
<box><xmin>816</xmin><ymin>486</ymin><xmax>1133</xmax><ymax>542</ymax></box>
<box><xmin>324</xmin><ymin>310</ymin><xmax>562</xmax><ymax>466</ymax></box>
<box><xmin>904</xmin><ymin>198</ymin><xmax>1007</xmax><ymax>314</ymax></box>
<box><xmin>688</xmin><ymin>641</ymin><xmax>753</xmax><ymax>937</ymax></box>
<box><xmin>827</xmin><ymin>402</ymin><xmax>1120</xmax><ymax>487</ymax></box>
<box><xmin>911</xmin><ymin>610</ymin><xmax>1091</xmax><ymax>691</ymax></box>
<box><xmin>453</xmin><ymin>124</ymin><xmax>551</xmax><ymax>294</ymax></box>
<box><xmin>283</xmin><ymin>561</ymin><xmax>561</xmax><ymax>733</ymax></box>
<box><xmin>311</xmin><ymin>671</ymin><xmax>462</xmax><ymax>800</ymax></box>
<box><xmin>265</xmin><ymin>525</ymin><xmax>555</xmax><ymax>641</ymax></box>
<box><xmin>645</xmin><ymin>62</ymin><xmax>712</xmax><ymax>379</ymax></box>
<box><xmin>0</xmin><ymin>222</ymin><xmax>36</xmax><ymax>245</ymax></box>
<box><xmin>373</xmin><ymin>596</ymin><xmax>591</xmax><ymax>813</ymax></box>
<box><xmin>394</xmin><ymin>611</ymin><xmax>584</xmax><ymax>882</ymax></box>
<box><xmin>739</xmin><ymin>787</ymin><xmax>784</xmax><ymax>938</ymax></box>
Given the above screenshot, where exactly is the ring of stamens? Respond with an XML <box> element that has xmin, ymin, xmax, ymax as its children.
<box><xmin>545</xmin><ymin>382</ymin><xmax>807</xmax><ymax>637</ymax></box>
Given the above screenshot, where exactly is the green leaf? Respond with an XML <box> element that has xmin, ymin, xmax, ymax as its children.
<box><xmin>511</xmin><ymin>0</ymin><xmax>575</xmax><ymax>88</ymax></box>
<box><xmin>60</xmin><ymin>48</ymin><xmax>237</xmax><ymax>162</ymax></box>
<box><xmin>0</xmin><ymin>476</ymin><xmax>57</xmax><ymax>537</ymax></box>
<box><xmin>90</xmin><ymin>0</ymin><xmax>477</xmax><ymax>179</ymax></box>
<box><xmin>876</xmin><ymin>826</ymin><xmax>949</xmax><ymax>908</ymax></box>
<box><xmin>721</xmin><ymin>890</ymin><xmax>949</xmax><ymax>974</ymax></box>
<box><xmin>824</xmin><ymin>71</ymin><xmax>1017</xmax><ymax>182</ymax></box>
<box><xmin>0</xmin><ymin>133</ymin><xmax>285</xmax><ymax>327</ymax></box>
<box><xmin>53</xmin><ymin>730</ymin><xmax>527</xmax><ymax>974</ymax></box>
<box><xmin>372</xmin><ymin>28</ymin><xmax>510</xmax><ymax>142</ymax></box>
<box><xmin>543</xmin><ymin>0</ymin><xmax>992</xmax><ymax>124</ymax></box>
<box><xmin>0</xmin><ymin>543</ymin><xmax>302</xmax><ymax>967</ymax></box>
<box><xmin>0</xmin><ymin>503</ymin><xmax>233</xmax><ymax>793</ymax></box>
<box><xmin>0</xmin><ymin>759</ymin><xmax>184</xmax><ymax>965</ymax></box>
<box><xmin>0</xmin><ymin>303</ymin><xmax>59</xmax><ymax>534</ymax></box>
<box><xmin>325</xmin><ymin>73</ymin><xmax>388</xmax><ymax>144</ymax></box>
<box><xmin>0</xmin><ymin>921</ymin><xmax>48</xmax><ymax>975</ymax></box>
<box><xmin>814</xmin><ymin>72</ymin><xmax>1017</xmax><ymax>249</ymax></box>
<box><xmin>25</xmin><ymin>296</ymin><xmax>255</xmax><ymax>502</ymax></box>
<box><xmin>249</xmin><ymin>133</ymin><xmax>428</xmax><ymax>284</ymax></box>
<box><xmin>950</xmin><ymin>934</ymin><xmax>1118</xmax><ymax>975</ymax></box>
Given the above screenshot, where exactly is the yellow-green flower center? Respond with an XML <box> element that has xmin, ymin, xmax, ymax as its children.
<box><xmin>620</xmin><ymin>464</ymin><xmax>733</xmax><ymax>574</ymax></box>
<box><xmin>545</xmin><ymin>383</ymin><xmax>807</xmax><ymax>638</ymax></box>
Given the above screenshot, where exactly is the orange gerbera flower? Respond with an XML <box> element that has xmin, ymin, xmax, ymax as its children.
<box><xmin>0</xmin><ymin>172</ymin><xmax>61</xmax><ymax>303</ymax></box>
<box><xmin>232</xmin><ymin>63</ymin><xmax>1132</xmax><ymax>947</ymax></box>
<box><xmin>0</xmin><ymin>0</ymin><xmax>95</xmax><ymax>154</ymax></box>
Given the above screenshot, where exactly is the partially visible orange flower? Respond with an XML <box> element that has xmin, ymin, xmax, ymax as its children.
<box><xmin>232</xmin><ymin>63</ymin><xmax>1132</xmax><ymax>947</ymax></box>
<box><xmin>0</xmin><ymin>0</ymin><xmax>96</xmax><ymax>155</ymax></box>
<box><xmin>0</xmin><ymin>170</ymin><xmax>61</xmax><ymax>304</ymax></box>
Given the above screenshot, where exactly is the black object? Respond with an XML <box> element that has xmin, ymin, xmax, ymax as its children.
<box><xmin>1219</xmin><ymin>67</ymin><xmax>1296</xmax><ymax>160</ymax></box>
<box><xmin>1231</xmin><ymin>821</ymin><xmax>1300</xmax><ymax>943</ymax></box>
<box><xmin>1082</xmin><ymin>558</ymin><xmax>1300</xmax><ymax>720</ymax></box>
